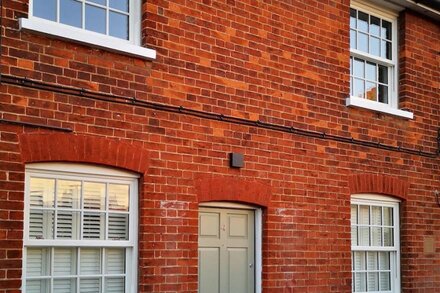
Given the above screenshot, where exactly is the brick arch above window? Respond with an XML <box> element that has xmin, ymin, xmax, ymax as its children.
<box><xmin>348</xmin><ymin>174</ymin><xmax>409</xmax><ymax>201</ymax></box>
<box><xmin>19</xmin><ymin>133</ymin><xmax>149</xmax><ymax>175</ymax></box>
<box><xmin>195</xmin><ymin>176</ymin><xmax>272</xmax><ymax>208</ymax></box>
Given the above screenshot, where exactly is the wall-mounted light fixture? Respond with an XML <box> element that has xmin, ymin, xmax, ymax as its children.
<box><xmin>435</xmin><ymin>190</ymin><xmax>440</xmax><ymax>207</ymax></box>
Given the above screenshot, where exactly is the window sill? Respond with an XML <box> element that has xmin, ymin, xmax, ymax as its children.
<box><xmin>19</xmin><ymin>17</ymin><xmax>156</xmax><ymax>60</ymax></box>
<box><xmin>346</xmin><ymin>96</ymin><xmax>413</xmax><ymax>119</ymax></box>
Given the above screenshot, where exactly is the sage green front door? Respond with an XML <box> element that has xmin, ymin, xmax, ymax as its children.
<box><xmin>198</xmin><ymin>207</ymin><xmax>255</xmax><ymax>293</ymax></box>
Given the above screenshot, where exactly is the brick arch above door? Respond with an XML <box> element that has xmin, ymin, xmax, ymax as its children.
<box><xmin>195</xmin><ymin>176</ymin><xmax>272</xmax><ymax>208</ymax></box>
<box><xmin>19</xmin><ymin>133</ymin><xmax>150</xmax><ymax>175</ymax></box>
<box><xmin>348</xmin><ymin>174</ymin><xmax>409</xmax><ymax>201</ymax></box>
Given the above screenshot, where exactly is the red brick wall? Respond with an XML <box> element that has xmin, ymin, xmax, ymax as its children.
<box><xmin>0</xmin><ymin>0</ymin><xmax>439</xmax><ymax>292</ymax></box>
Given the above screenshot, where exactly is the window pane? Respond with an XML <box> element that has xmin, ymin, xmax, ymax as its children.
<box><xmin>30</xmin><ymin>178</ymin><xmax>55</xmax><ymax>208</ymax></box>
<box><xmin>359</xmin><ymin>227</ymin><xmax>370</xmax><ymax>246</ymax></box>
<box><xmin>29</xmin><ymin>209</ymin><xmax>54</xmax><ymax>239</ymax></box>
<box><xmin>54</xmin><ymin>248</ymin><xmax>77</xmax><ymax>275</ymax></box>
<box><xmin>60</xmin><ymin>0</ymin><xmax>82</xmax><ymax>28</ymax></box>
<box><xmin>33</xmin><ymin>0</ymin><xmax>56</xmax><ymax>21</ymax></box>
<box><xmin>358</xmin><ymin>32</ymin><xmax>368</xmax><ymax>53</ymax></box>
<box><xmin>105</xmin><ymin>277</ymin><xmax>125</xmax><ymax>293</ymax></box>
<box><xmin>351</xmin><ymin>205</ymin><xmax>358</xmax><ymax>224</ymax></box>
<box><xmin>378</xmin><ymin>84</ymin><xmax>388</xmax><ymax>104</ymax></box>
<box><xmin>57</xmin><ymin>211</ymin><xmax>80</xmax><ymax>239</ymax></box>
<box><xmin>365</xmin><ymin>62</ymin><xmax>376</xmax><ymax>81</ymax></box>
<box><xmin>353</xmin><ymin>58</ymin><xmax>364</xmax><ymax>78</ymax></box>
<box><xmin>109</xmin><ymin>184</ymin><xmax>130</xmax><ymax>211</ymax></box>
<box><xmin>57</xmin><ymin>180</ymin><xmax>81</xmax><ymax>209</ymax></box>
<box><xmin>378</xmin><ymin>65</ymin><xmax>388</xmax><ymax>84</ymax></box>
<box><xmin>381</xmin><ymin>40</ymin><xmax>392</xmax><ymax>60</ymax></box>
<box><xmin>54</xmin><ymin>278</ymin><xmax>77</xmax><ymax>293</ymax></box>
<box><xmin>385</xmin><ymin>41</ymin><xmax>392</xmax><ymax>60</ymax></box>
<box><xmin>357</xmin><ymin>11</ymin><xmax>368</xmax><ymax>32</ymax></box>
<box><xmin>383</xmin><ymin>207</ymin><xmax>393</xmax><ymax>226</ymax></box>
<box><xmin>367</xmin><ymin>272</ymin><xmax>379</xmax><ymax>291</ymax></box>
<box><xmin>371</xmin><ymin>206</ymin><xmax>381</xmax><ymax>225</ymax></box>
<box><xmin>108</xmin><ymin>213</ymin><xmax>129</xmax><ymax>240</ymax></box>
<box><xmin>80</xmin><ymin>278</ymin><xmax>101</xmax><ymax>293</ymax></box>
<box><xmin>88</xmin><ymin>0</ymin><xmax>106</xmax><ymax>5</ymax></box>
<box><xmin>353</xmin><ymin>79</ymin><xmax>364</xmax><ymax>99</ymax></box>
<box><xmin>83</xmin><ymin>212</ymin><xmax>105</xmax><ymax>239</ymax></box>
<box><xmin>359</xmin><ymin>205</ymin><xmax>369</xmax><ymax>224</ymax></box>
<box><xmin>382</xmin><ymin>20</ymin><xmax>392</xmax><ymax>40</ymax></box>
<box><xmin>350</xmin><ymin>30</ymin><xmax>356</xmax><ymax>50</ymax></box>
<box><xmin>105</xmin><ymin>248</ymin><xmax>125</xmax><ymax>274</ymax></box>
<box><xmin>370</xmin><ymin>16</ymin><xmax>380</xmax><ymax>36</ymax></box>
<box><xmin>80</xmin><ymin>248</ymin><xmax>101</xmax><ymax>274</ymax></box>
<box><xmin>369</xmin><ymin>36</ymin><xmax>380</xmax><ymax>56</ymax></box>
<box><xmin>367</xmin><ymin>252</ymin><xmax>378</xmax><ymax>270</ymax></box>
<box><xmin>26</xmin><ymin>279</ymin><xmax>50</xmax><ymax>293</ymax></box>
<box><xmin>110</xmin><ymin>0</ymin><xmax>129</xmax><ymax>12</ymax></box>
<box><xmin>84</xmin><ymin>182</ymin><xmax>106</xmax><ymax>210</ymax></box>
<box><xmin>354</xmin><ymin>272</ymin><xmax>367</xmax><ymax>292</ymax></box>
<box><xmin>354</xmin><ymin>251</ymin><xmax>366</xmax><ymax>270</ymax></box>
<box><xmin>365</xmin><ymin>82</ymin><xmax>377</xmax><ymax>101</ymax></box>
<box><xmin>380</xmin><ymin>272</ymin><xmax>391</xmax><ymax>290</ymax></box>
<box><xmin>109</xmin><ymin>12</ymin><xmax>129</xmax><ymax>40</ymax></box>
<box><xmin>351</xmin><ymin>226</ymin><xmax>358</xmax><ymax>246</ymax></box>
<box><xmin>85</xmin><ymin>5</ymin><xmax>106</xmax><ymax>34</ymax></box>
<box><xmin>384</xmin><ymin>227</ymin><xmax>393</xmax><ymax>246</ymax></box>
<box><xmin>371</xmin><ymin>227</ymin><xmax>382</xmax><ymax>246</ymax></box>
<box><xmin>26</xmin><ymin>248</ymin><xmax>50</xmax><ymax>276</ymax></box>
<box><xmin>379</xmin><ymin>252</ymin><xmax>390</xmax><ymax>270</ymax></box>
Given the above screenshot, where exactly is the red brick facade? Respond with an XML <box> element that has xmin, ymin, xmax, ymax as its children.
<box><xmin>0</xmin><ymin>0</ymin><xmax>439</xmax><ymax>292</ymax></box>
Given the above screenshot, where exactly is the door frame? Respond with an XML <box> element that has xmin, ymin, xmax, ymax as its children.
<box><xmin>199</xmin><ymin>202</ymin><xmax>263</xmax><ymax>293</ymax></box>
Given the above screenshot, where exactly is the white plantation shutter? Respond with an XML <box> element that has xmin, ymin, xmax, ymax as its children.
<box><xmin>29</xmin><ymin>209</ymin><xmax>54</xmax><ymax>239</ymax></box>
<box><xmin>108</xmin><ymin>214</ymin><xmax>129</xmax><ymax>240</ymax></box>
<box><xmin>105</xmin><ymin>277</ymin><xmax>125</xmax><ymax>293</ymax></box>
<box><xmin>54</xmin><ymin>279</ymin><xmax>76</xmax><ymax>293</ymax></box>
<box><xmin>25</xmin><ymin>164</ymin><xmax>138</xmax><ymax>293</ymax></box>
<box><xmin>80</xmin><ymin>278</ymin><xmax>101</xmax><ymax>293</ymax></box>
<box><xmin>108</xmin><ymin>184</ymin><xmax>129</xmax><ymax>211</ymax></box>
<box><xmin>54</xmin><ymin>248</ymin><xmax>76</xmax><ymax>275</ymax></box>
<box><xmin>80</xmin><ymin>248</ymin><xmax>101</xmax><ymax>275</ymax></box>
<box><xmin>84</xmin><ymin>182</ymin><xmax>106</xmax><ymax>210</ymax></box>
<box><xmin>29</xmin><ymin>178</ymin><xmax>55</xmax><ymax>208</ymax></box>
<box><xmin>26</xmin><ymin>248</ymin><xmax>50</xmax><ymax>276</ymax></box>
<box><xmin>26</xmin><ymin>279</ymin><xmax>49</xmax><ymax>293</ymax></box>
<box><xmin>57</xmin><ymin>180</ymin><xmax>81</xmax><ymax>209</ymax></box>
<box><xmin>57</xmin><ymin>211</ymin><xmax>79</xmax><ymax>239</ymax></box>
<box><xmin>83</xmin><ymin>213</ymin><xmax>105</xmax><ymax>239</ymax></box>
<box><xmin>105</xmin><ymin>248</ymin><xmax>125</xmax><ymax>274</ymax></box>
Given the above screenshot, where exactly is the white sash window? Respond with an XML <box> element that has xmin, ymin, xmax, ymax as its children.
<box><xmin>351</xmin><ymin>195</ymin><xmax>400</xmax><ymax>293</ymax></box>
<box><xmin>23</xmin><ymin>164</ymin><xmax>138</xmax><ymax>293</ymax></box>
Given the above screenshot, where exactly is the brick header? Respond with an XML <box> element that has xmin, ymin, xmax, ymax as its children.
<box><xmin>195</xmin><ymin>176</ymin><xmax>272</xmax><ymax>207</ymax></box>
<box><xmin>348</xmin><ymin>174</ymin><xmax>409</xmax><ymax>200</ymax></box>
<box><xmin>18</xmin><ymin>133</ymin><xmax>149</xmax><ymax>175</ymax></box>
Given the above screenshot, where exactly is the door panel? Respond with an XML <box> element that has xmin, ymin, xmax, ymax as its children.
<box><xmin>199</xmin><ymin>207</ymin><xmax>255</xmax><ymax>293</ymax></box>
<box><xmin>199</xmin><ymin>248</ymin><xmax>220</xmax><ymax>293</ymax></box>
<box><xmin>228</xmin><ymin>248</ymin><xmax>248</xmax><ymax>292</ymax></box>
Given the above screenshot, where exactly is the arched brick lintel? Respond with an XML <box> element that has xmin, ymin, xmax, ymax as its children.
<box><xmin>195</xmin><ymin>176</ymin><xmax>272</xmax><ymax>208</ymax></box>
<box><xmin>348</xmin><ymin>174</ymin><xmax>409</xmax><ymax>201</ymax></box>
<box><xmin>19</xmin><ymin>133</ymin><xmax>149</xmax><ymax>175</ymax></box>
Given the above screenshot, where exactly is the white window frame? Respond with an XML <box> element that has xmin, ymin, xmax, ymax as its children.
<box><xmin>19</xmin><ymin>0</ymin><xmax>156</xmax><ymax>59</ymax></box>
<box><xmin>347</xmin><ymin>0</ymin><xmax>412</xmax><ymax>119</ymax></box>
<box><xmin>351</xmin><ymin>194</ymin><xmax>401</xmax><ymax>293</ymax></box>
<box><xmin>23</xmin><ymin>163</ymin><xmax>139</xmax><ymax>293</ymax></box>
<box><xmin>199</xmin><ymin>202</ymin><xmax>263</xmax><ymax>293</ymax></box>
